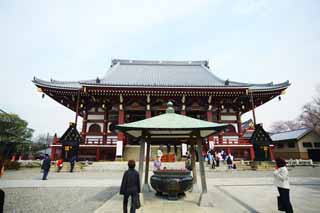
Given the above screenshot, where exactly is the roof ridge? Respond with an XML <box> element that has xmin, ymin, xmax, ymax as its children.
<box><xmin>111</xmin><ymin>59</ymin><xmax>209</xmax><ymax>67</ymax></box>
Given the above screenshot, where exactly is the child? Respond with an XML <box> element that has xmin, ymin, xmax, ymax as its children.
<box><xmin>56</xmin><ymin>159</ymin><xmax>63</xmax><ymax>172</ymax></box>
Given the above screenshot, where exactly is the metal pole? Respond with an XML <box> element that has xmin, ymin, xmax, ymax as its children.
<box><xmin>250</xmin><ymin>91</ymin><xmax>257</xmax><ymax>125</ymax></box>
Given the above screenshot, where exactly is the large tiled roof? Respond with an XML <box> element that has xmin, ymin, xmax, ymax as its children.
<box><xmin>270</xmin><ymin>128</ymin><xmax>311</xmax><ymax>141</ymax></box>
<box><xmin>33</xmin><ymin>59</ymin><xmax>290</xmax><ymax>90</ymax></box>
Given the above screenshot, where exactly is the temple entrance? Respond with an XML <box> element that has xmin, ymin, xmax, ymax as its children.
<box><xmin>254</xmin><ymin>145</ymin><xmax>270</xmax><ymax>161</ymax></box>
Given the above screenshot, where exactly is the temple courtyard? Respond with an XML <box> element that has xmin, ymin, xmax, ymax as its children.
<box><xmin>1</xmin><ymin>162</ymin><xmax>320</xmax><ymax>213</ymax></box>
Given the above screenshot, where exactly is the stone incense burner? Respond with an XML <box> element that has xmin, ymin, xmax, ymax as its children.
<box><xmin>150</xmin><ymin>169</ymin><xmax>193</xmax><ymax>200</ymax></box>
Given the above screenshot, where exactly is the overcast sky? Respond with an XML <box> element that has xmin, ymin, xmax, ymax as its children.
<box><xmin>1</xmin><ymin>0</ymin><xmax>319</xmax><ymax>137</ymax></box>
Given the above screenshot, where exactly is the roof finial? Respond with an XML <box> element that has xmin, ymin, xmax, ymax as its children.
<box><xmin>166</xmin><ymin>101</ymin><xmax>175</xmax><ymax>113</ymax></box>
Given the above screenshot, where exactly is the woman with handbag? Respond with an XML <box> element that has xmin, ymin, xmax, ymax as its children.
<box><xmin>120</xmin><ymin>160</ymin><xmax>141</xmax><ymax>213</ymax></box>
<box><xmin>273</xmin><ymin>158</ymin><xmax>293</xmax><ymax>213</ymax></box>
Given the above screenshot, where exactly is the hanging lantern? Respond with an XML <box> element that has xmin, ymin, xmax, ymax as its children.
<box><xmin>241</xmin><ymin>105</ymin><xmax>245</xmax><ymax>109</ymax></box>
<box><xmin>221</xmin><ymin>105</ymin><xmax>224</xmax><ymax>109</ymax></box>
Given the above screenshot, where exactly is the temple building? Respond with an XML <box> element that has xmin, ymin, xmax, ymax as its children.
<box><xmin>32</xmin><ymin>59</ymin><xmax>290</xmax><ymax>161</ymax></box>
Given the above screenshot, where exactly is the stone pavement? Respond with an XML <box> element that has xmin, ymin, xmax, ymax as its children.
<box><xmin>1</xmin><ymin>162</ymin><xmax>320</xmax><ymax>213</ymax></box>
<box><xmin>94</xmin><ymin>183</ymin><xmax>320</xmax><ymax>213</ymax></box>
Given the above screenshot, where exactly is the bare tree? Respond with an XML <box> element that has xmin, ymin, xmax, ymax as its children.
<box><xmin>300</xmin><ymin>85</ymin><xmax>320</xmax><ymax>134</ymax></box>
<box><xmin>269</xmin><ymin>120</ymin><xmax>304</xmax><ymax>133</ymax></box>
<box><xmin>270</xmin><ymin>84</ymin><xmax>320</xmax><ymax>134</ymax></box>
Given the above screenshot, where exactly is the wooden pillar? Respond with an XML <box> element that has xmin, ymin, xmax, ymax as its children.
<box><xmin>146</xmin><ymin>110</ymin><xmax>151</xmax><ymax>118</ymax></box>
<box><xmin>236</xmin><ymin>112</ymin><xmax>242</xmax><ymax>136</ymax></box>
<box><xmin>249</xmin><ymin>146</ymin><xmax>255</xmax><ymax>161</ymax></box>
<box><xmin>227</xmin><ymin>147</ymin><xmax>231</xmax><ymax>155</ymax></box>
<box><xmin>144</xmin><ymin>142</ymin><xmax>151</xmax><ymax>184</ymax></box>
<box><xmin>207</xmin><ymin>110</ymin><xmax>214</xmax><ymax>146</ymax></box>
<box><xmin>250</xmin><ymin>91</ymin><xmax>257</xmax><ymax>125</ymax></box>
<box><xmin>138</xmin><ymin>137</ymin><xmax>145</xmax><ymax>189</ymax></box>
<box><xmin>96</xmin><ymin>147</ymin><xmax>100</xmax><ymax>161</ymax></box>
<box><xmin>190</xmin><ymin>143</ymin><xmax>197</xmax><ymax>184</ymax></box>
<box><xmin>75</xmin><ymin>90</ymin><xmax>80</xmax><ymax>126</ymax></box>
<box><xmin>81</xmin><ymin>111</ymin><xmax>87</xmax><ymax>143</ymax></box>
<box><xmin>269</xmin><ymin>145</ymin><xmax>275</xmax><ymax>161</ymax></box>
<box><xmin>197</xmin><ymin>137</ymin><xmax>207</xmax><ymax>193</ymax></box>
<box><xmin>117</xmin><ymin>107</ymin><xmax>124</xmax><ymax>142</ymax></box>
<box><xmin>50</xmin><ymin>146</ymin><xmax>56</xmax><ymax>160</ymax></box>
<box><xmin>103</xmin><ymin>108</ymin><xmax>108</xmax><ymax>144</ymax></box>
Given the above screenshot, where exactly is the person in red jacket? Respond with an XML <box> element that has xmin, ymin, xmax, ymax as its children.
<box><xmin>56</xmin><ymin>159</ymin><xmax>63</xmax><ymax>172</ymax></box>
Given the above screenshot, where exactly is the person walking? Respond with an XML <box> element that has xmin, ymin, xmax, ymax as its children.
<box><xmin>273</xmin><ymin>158</ymin><xmax>293</xmax><ymax>213</ymax></box>
<box><xmin>226</xmin><ymin>153</ymin><xmax>233</xmax><ymax>169</ymax></box>
<box><xmin>41</xmin><ymin>154</ymin><xmax>51</xmax><ymax>180</ymax></box>
<box><xmin>120</xmin><ymin>160</ymin><xmax>141</xmax><ymax>213</ymax></box>
<box><xmin>0</xmin><ymin>159</ymin><xmax>5</xmax><ymax>213</ymax></box>
<box><xmin>69</xmin><ymin>155</ymin><xmax>76</xmax><ymax>172</ymax></box>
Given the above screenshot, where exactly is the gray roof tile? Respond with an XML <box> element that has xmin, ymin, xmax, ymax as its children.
<box><xmin>33</xmin><ymin>59</ymin><xmax>290</xmax><ymax>90</ymax></box>
<box><xmin>270</xmin><ymin>128</ymin><xmax>311</xmax><ymax>141</ymax></box>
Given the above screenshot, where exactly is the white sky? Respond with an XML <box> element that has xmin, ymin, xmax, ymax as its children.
<box><xmin>1</xmin><ymin>0</ymin><xmax>319</xmax><ymax>137</ymax></box>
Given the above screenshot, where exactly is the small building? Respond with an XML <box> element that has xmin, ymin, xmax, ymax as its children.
<box><xmin>241</xmin><ymin>123</ymin><xmax>274</xmax><ymax>161</ymax></box>
<box><xmin>271</xmin><ymin>128</ymin><xmax>320</xmax><ymax>161</ymax></box>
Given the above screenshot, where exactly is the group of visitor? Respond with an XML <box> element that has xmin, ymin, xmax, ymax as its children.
<box><xmin>40</xmin><ymin>154</ymin><xmax>77</xmax><ymax>181</ymax></box>
<box><xmin>205</xmin><ymin>149</ymin><xmax>235</xmax><ymax>170</ymax></box>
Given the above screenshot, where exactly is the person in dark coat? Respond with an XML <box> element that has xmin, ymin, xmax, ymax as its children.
<box><xmin>0</xmin><ymin>159</ymin><xmax>5</xmax><ymax>213</ymax></box>
<box><xmin>41</xmin><ymin>154</ymin><xmax>51</xmax><ymax>180</ymax></box>
<box><xmin>69</xmin><ymin>155</ymin><xmax>76</xmax><ymax>172</ymax></box>
<box><xmin>120</xmin><ymin>160</ymin><xmax>140</xmax><ymax>213</ymax></box>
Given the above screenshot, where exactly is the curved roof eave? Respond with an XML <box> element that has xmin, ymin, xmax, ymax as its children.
<box><xmin>32</xmin><ymin>77</ymin><xmax>82</xmax><ymax>90</ymax></box>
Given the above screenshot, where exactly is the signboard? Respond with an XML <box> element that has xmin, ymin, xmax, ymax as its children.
<box><xmin>116</xmin><ymin>140</ymin><xmax>123</xmax><ymax>156</ymax></box>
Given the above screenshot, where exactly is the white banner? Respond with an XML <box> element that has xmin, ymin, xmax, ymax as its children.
<box><xmin>116</xmin><ymin>141</ymin><xmax>123</xmax><ymax>156</ymax></box>
<box><xmin>209</xmin><ymin>141</ymin><xmax>214</xmax><ymax>149</ymax></box>
<box><xmin>182</xmin><ymin>143</ymin><xmax>187</xmax><ymax>156</ymax></box>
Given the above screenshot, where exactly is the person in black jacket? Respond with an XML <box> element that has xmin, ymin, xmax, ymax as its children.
<box><xmin>120</xmin><ymin>160</ymin><xmax>140</xmax><ymax>213</ymax></box>
<box><xmin>41</xmin><ymin>154</ymin><xmax>51</xmax><ymax>180</ymax></box>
